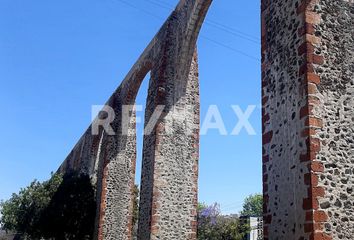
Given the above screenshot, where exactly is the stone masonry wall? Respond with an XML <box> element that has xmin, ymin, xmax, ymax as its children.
<box><xmin>262</xmin><ymin>0</ymin><xmax>311</xmax><ymax>238</ymax></box>
<box><xmin>57</xmin><ymin>0</ymin><xmax>354</xmax><ymax>239</ymax></box>
<box><xmin>138</xmin><ymin>51</ymin><xmax>200</xmax><ymax>240</ymax></box>
<box><xmin>311</xmin><ymin>0</ymin><xmax>354</xmax><ymax>239</ymax></box>
<box><xmin>262</xmin><ymin>0</ymin><xmax>354</xmax><ymax>239</ymax></box>
<box><xmin>58</xmin><ymin>1</ymin><xmax>211</xmax><ymax>239</ymax></box>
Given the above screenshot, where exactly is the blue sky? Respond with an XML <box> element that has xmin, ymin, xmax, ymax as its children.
<box><xmin>0</xmin><ymin>0</ymin><xmax>261</xmax><ymax>214</ymax></box>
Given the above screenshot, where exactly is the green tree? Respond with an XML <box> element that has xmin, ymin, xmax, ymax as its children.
<box><xmin>39</xmin><ymin>172</ymin><xmax>96</xmax><ymax>240</ymax></box>
<box><xmin>0</xmin><ymin>173</ymin><xmax>63</xmax><ymax>238</ymax></box>
<box><xmin>0</xmin><ymin>192</ymin><xmax>21</xmax><ymax>232</ymax></box>
<box><xmin>0</xmin><ymin>172</ymin><xmax>96</xmax><ymax>240</ymax></box>
<box><xmin>240</xmin><ymin>194</ymin><xmax>263</xmax><ymax>216</ymax></box>
<box><xmin>198</xmin><ymin>202</ymin><xmax>207</xmax><ymax>212</ymax></box>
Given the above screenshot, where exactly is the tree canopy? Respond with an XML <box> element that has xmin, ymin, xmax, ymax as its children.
<box><xmin>0</xmin><ymin>172</ymin><xmax>96</xmax><ymax>240</ymax></box>
<box><xmin>240</xmin><ymin>194</ymin><xmax>263</xmax><ymax>216</ymax></box>
<box><xmin>0</xmin><ymin>173</ymin><xmax>62</xmax><ymax>237</ymax></box>
<box><xmin>1</xmin><ymin>173</ymin><xmax>262</xmax><ymax>240</ymax></box>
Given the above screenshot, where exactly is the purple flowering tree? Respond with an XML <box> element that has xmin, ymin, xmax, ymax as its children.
<box><xmin>197</xmin><ymin>203</ymin><xmax>248</xmax><ymax>240</ymax></box>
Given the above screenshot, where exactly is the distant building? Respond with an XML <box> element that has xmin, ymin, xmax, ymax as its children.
<box><xmin>240</xmin><ymin>216</ymin><xmax>263</xmax><ymax>240</ymax></box>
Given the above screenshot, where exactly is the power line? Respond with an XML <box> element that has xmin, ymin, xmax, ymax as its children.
<box><xmin>151</xmin><ymin>0</ymin><xmax>260</xmax><ymax>41</ymax></box>
<box><xmin>221</xmin><ymin>204</ymin><xmax>244</xmax><ymax>212</ymax></box>
<box><xmin>114</xmin><ymin>0</ymin><xmax>163</xmax><ymax>20</ymax></box>
<box><xmin>145</xmin><ymin>0</ymin><xmax>260</xmax><ymax>43</ymax></box>
<box><xmin>144</xmin><ymin>0</ymin><xmax>171</xmax><ymax>10</ymax></box>
<box><xmin>200</xmin><ymin>36</ymin><xmax>260</xmax><ymax>62</ymax></box>
<box><xmin>221</xmin><ymin>203</ymin><xmax>244</xmax><ymax>211</ymax></box>
<box><xmin>206</xmin><ymin>17</ymin><xmax>260</xmax><ymax>41</ymax></box>
<box><xmin>221</xmin><ymin>200</ymin><xmax>244</xmax><ymax>208</ymax></box>
<box><xmin>205</xmin><ymin>21</ymin><xmax>260</xmax><ymax>44</ymax></box>
<box><xmin>145</xmin><ymin>0</ymin><xmax>172</xmax><ymax>9</ymax></box>
<box><xmin>112</xmin><ymin>0</ymin><xmax>260</xmax><ymax>61</ymax></box>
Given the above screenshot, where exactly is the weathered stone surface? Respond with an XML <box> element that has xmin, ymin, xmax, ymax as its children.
<box><xmin>262</xmin><ymin>0</ymin><xmax>353</xmax><ymax>239</ymax></box>
<box><xmin>262</xmin><ymin>0</ymin><xmax>311</xmax><ymax>238</ymax></box>
<box><xmin>59</xmin><ymin>1</ymin><xmax>211</xmax><ymax>240</ymax></box>
<box><xmin>313</xmin><ymin>0</ymin><xmax>354</xmax><ymax>239</ymax></box>
<box><xmin>57</xmin><ymin>0</ymin><xmax>353</xmax><ymax>239</ymax></box>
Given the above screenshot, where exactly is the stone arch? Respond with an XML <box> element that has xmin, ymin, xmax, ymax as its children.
<box><xmin>60</xmin><ymin>1</ymin><xmax>210</xmax><ymax>239</ymax></box>
<box><xmin>57</xmin><ymin>0</ymin><xmax>354</xmax><ymax>239</ymax></box>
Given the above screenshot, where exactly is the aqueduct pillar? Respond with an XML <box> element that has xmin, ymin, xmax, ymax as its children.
<box><xmin>262</xmin><ymin>0</ymin><xmax>354</xmax><ymax>239</ymax></box>
<box><xmin>57</xmin><ymin>0</ymin><xmax>354</xmax><ymax>239</ymax></box>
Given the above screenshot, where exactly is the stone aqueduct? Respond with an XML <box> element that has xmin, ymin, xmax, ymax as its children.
<box><xmin>58</xmin><ymin>0</ymin><xmax>354</xmax><ymax>239</ymax></box>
